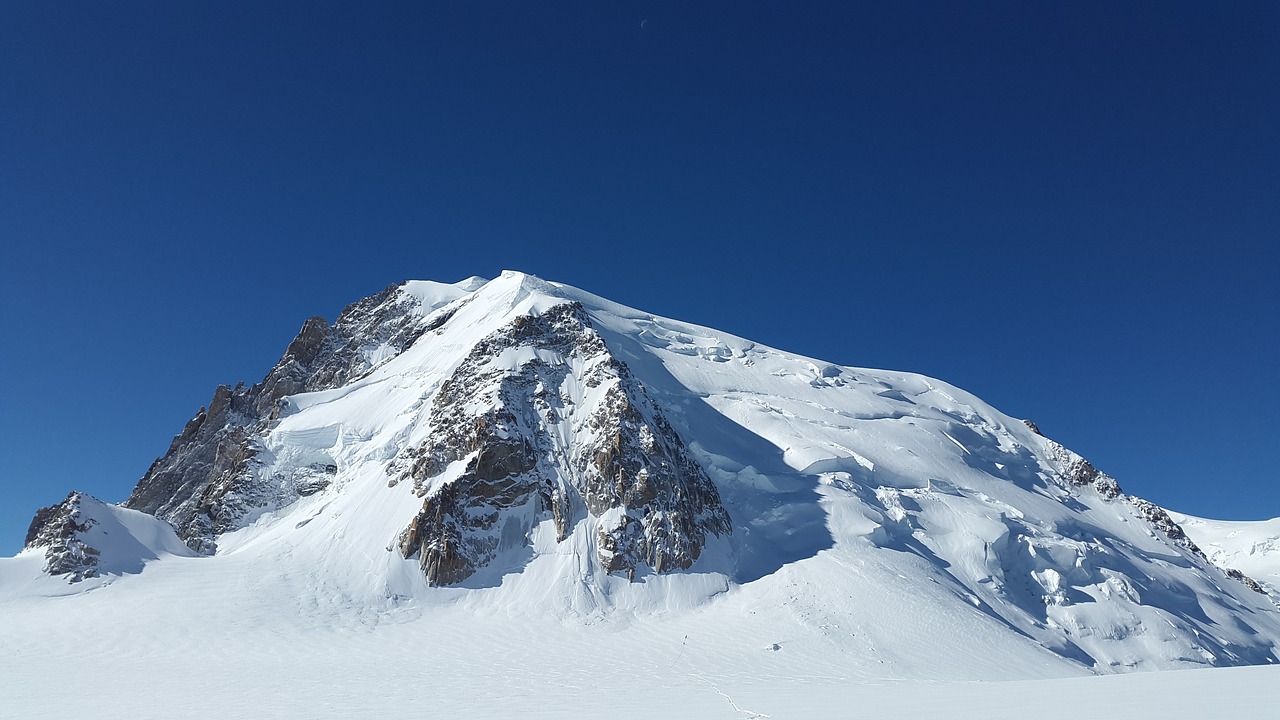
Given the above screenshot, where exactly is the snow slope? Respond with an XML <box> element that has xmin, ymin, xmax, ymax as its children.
<box><xmin>16</xmin><ymin>492</ymin><xmax>197</xmax><ymax>583</ymax></box>
<box><xmin>3</xmin><ymin>271</ymin><xmax>1279</xmax><ymax>717</ymax></box>
<box><xmin>1</xmin><ymin>558</ymin><xmax>1277</xmax><ymax>720</ymax></box>
<box><xmin>1169</xmin><ymin>511</ymin><xmax>1280</xmax><ymax>594</ymax></box>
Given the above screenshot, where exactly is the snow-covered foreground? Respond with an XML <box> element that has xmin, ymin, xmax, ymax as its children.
<box><xmin>6</xmin><ymin>272</ymin><xmax>1280</xmax><ymax>718</ymax></box>
<box><xmin>2</xmin><ymin>543</ymin><xmax>1277</xmax><ymax>720</ymax></box>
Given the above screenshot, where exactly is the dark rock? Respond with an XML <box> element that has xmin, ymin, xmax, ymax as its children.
<box><xmin>123</xmin><ymin>281</ymin><xmax>444</xmax><ymax>553</ymax></box>
<box><xmin>24</xmin><ymin>504</ymin><xmax>61</xmax><ymax>548</ymax></box>
<box><xmin>294</xmin><ymin>477</ymin><xmax>331</xmax><ymax>497</ymax></box>
<box><xmin>1225</xmin><ymin>568</ymin><xmax>1267</xmax><ymax>595</ymax></box>
<box><xmin>24</xmin><ymin>492</ymin><xmax>101</xmax><ymax>582</ymax></box>
<box><xmin>1128</xmin><ymin>497</ymin><xmax>1206</xmax><ymax>557</ymax></box>
<box><xmin>1043</xmin><ymin>434</ymin><xmax>1268</xmax><ymax>596</ymax></box>
<box><xmin>393</xmin><ymin>301</ymin><xmax>731</xmax><ymax>586</ymax></box>
<box><xmin>1128</xmin><ymin>498</ymin><xmax>1267</xmax><ymax>594</ymax></box>
<box><xmin>474</xmin><ymin>438</ymin><xmax>537</xmax><ymax>484</ymax></box>
<box><xmin>1059</xmin><ymin>454</ymin><xmax>1122</xmax><ymax>500</ymax></box>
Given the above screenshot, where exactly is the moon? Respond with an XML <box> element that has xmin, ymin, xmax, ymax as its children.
<box><xmin>641</xmin><ymin>19</ymin><xmax>648</xmax><ymax>30</ymax></box>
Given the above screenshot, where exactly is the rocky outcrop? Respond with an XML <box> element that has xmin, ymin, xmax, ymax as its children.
<box><xmin>1126</xmin><ymin>498</ymin><xmax>1266</xmax><ymax>595</ymax></box>
<box><xmin>583</xmin><ymin>379</ymin><xmax>728</xmax><ymax>576</ymax></box>
<box><xmin>1225</xmin><ymin>567</ymin><xmax>1267</xmax><ymax>595</ymax></box>
<box><xmin>123</xmin><ymin>383</ymin><xmax>258</xmax><ymax>553</ymax></box>
<box><xmin>392</xmin><ymin>301</ymin><xmax>732</xmax><ymax>586</ymax></box>
<box><xmin>251</xmin><ymin>283</ymin><xmax>438</xmax><ymax>420</ymax></box>
<box><xmin>1041</xmin><ymin>434</ymin><xmax>1265</xmax><ymax>594</ymax></box>
<box><xmin>124</xmin><ymin>282</ymin><xmax>439</xmax><ymax>553</ymax></box>
<box><xmin>396</xmin><ymin>433</ymin><xmax>541</xmax><ymax>586</ymax></box>
<box><xmin>1043</xmin><ymin>438</ymin><xmax>1122</xmax><ymax>500</ymax></box>
<box><xmin>1129</xmin><ymin>497</ymin><xmax>1205</xmax><ymax>556</ymax></box>
<box><xmin>24</xmin><ymin>492</ymin><xmax>101</xmax><ymax>582</ymax></box>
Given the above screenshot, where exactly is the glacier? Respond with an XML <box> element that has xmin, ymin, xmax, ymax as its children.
<box><xmin>3</xmin><ymin>271</ymin><xmax>1279</xmax><ymax>718</ymax></box>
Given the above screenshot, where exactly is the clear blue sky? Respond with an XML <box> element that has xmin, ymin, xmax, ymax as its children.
<box><xmin>2</xmin><ymin>2</ymin><xmax>1277</xmax><ymax>555</ymax></box>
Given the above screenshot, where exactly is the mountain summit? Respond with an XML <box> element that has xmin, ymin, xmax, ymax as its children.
<box><xmin>14</xmin><ymin>272</ymin><xmax>1280</xmax><ymax>674</ymax></box>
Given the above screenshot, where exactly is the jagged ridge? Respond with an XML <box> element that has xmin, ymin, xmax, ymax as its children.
<box><xmin>122</xmin><ymin>282</ymin><xmax>440</xmax><ymax>553</ymax></box>
<box><xmin>1032</xmin><ymin>421</ymin><xmax>1265</xmax><ymax>595</ymax></box>
<box><xmin>391</xmin><ymin>301</ymin><xmax>731</xmax><ymax>585</ymax></box>
<box><xmin>25</xmin><ymin>492</ymin><xmax>101</xmax><ymax>582</ymax></box>
<box><xmin>15</xmin><ymin>272</ymin><xmax>1277</xmax><ymax>673</ymax></box>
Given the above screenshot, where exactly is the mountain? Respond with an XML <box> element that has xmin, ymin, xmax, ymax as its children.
<box><xmin>4</xmin><ymin>271</ymin><xmax>1279</xmax><ymax>718</ymax></box>
<box><xmin>1169</xmin><ymin>512</ymin><xmax>1280</xmax><ymax>595</ymax></box>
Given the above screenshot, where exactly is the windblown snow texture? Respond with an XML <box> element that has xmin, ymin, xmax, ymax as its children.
<box><xmin>14</xmin><ymin>271</ymin><xmax>1280</xmax><ymax>677</ymax></box>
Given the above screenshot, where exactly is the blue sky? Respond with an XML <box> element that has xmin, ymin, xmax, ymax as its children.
<box><xmin>2</xmin><ymin>2</ymin><xmax>1277</xmax><ymax>555</ymax></box>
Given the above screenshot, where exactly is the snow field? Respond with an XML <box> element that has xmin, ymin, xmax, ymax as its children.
<box><xmin>5</xmin><ymin>271</ymin><xmax>1280</xmax><ymax>718</ymax></box>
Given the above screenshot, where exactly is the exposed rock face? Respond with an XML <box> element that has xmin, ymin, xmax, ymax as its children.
<box><xmin>24</xmin><ymin>492</ymin><xmax>101</xmax><ymax>582</ymax></box>
<box><xmin>123</xmin><ymin>383</ymin><xmax>258</xmax><ymax>554</ymax></box>
<box><xmin>15</xmin><ymin>267</ymin><xmax>1274</xmax><ymax>669</ymax></box>
<box><xmin>111</xmin><ymin>281</ymin><xmax>731</xmax><ymax>580</ymax></box>
<box><xmin>251</xmin><ymin>284</ymin><xmax>440</xmax><ymax>420</ymax></box>
<box><xmin>1129</xmin><ymin>497</ymin><xmax>1203</xmax><ymax>555</ymax></box>
<box><xmin>1041</xmin><ymin>434</ymin><xmax>1265</xmax><ymax>594</ymax></box>
<box><xmin>124</xmin><ymin>282</ymin><xmax>436</xmax><ymax>553</ymax></box>
<box><xmin>1225</xmin><ymin>567</ymin><xmax>1267</xmax><ymax>595</ymax></box>
<box><xmin>63</xmin><ymin>271</ymin><xmax>1257</xmax><ymax>598</ymax></box>
<box><xmin>392</xmin><ymin>301</ymin><xmax>732</xmax><ymax>586</ymax></box>
<box><xmin>1043</xmin><ymin>438</ymin><xmax>1122</xmax><ymax>500</ymax></box>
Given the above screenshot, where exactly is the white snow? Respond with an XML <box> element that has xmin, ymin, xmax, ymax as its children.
<box><xmin>2</xmin><ymin>271</ymin><xmax>1278</xmax><ymax>718</ymax></box>
<box><xmin>1168</xmin><ymin>510</ymin><xmax>1280</xmax><ymax>594</ymax></box>
<box><xmin>8</xmin><ymin>495</ymin><xmax>198</xmax><ymax>589</ymax></box>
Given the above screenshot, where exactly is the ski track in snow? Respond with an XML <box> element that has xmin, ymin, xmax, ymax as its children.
<box><xmin>695</xmin><ymin>674</ymin><xmax>771</xmax><ymax>719</ymax></box>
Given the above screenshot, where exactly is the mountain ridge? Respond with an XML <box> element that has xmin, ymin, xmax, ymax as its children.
<box><xmin>12</xmin><ymin>271</ymin><xmax>1280</xmax><ymax>675</ymax></box>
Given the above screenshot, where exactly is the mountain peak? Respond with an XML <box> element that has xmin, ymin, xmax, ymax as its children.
<box><xmin>390</xmin><ymin>299</ymin><xmax>731</xmax><ymax>585</ymax></box>
<box><xmin>12</xmin><ymin>275</ymin><xmax>1280</xmax><ymax>673</ymax></box>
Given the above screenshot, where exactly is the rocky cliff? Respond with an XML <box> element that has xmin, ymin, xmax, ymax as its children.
<box><xmin>389</xmin><ymin>301</ymin><xmax>731</xmax><ymax>585</ymax></box>
<box><xmin>25</xmin><ymin>492</ymin><xmax>102</xmax><ymax>582</ymax></box>
<box><xmin>122</xmin><ymin>282</ymin><xmax>439</xmax><ymax>553</ymax></box>
<box><xmin>33</xmin><ymin>278</ymin><xmax>731</xmax><ymax>585</ymax></box>
<box><xmin>17</xmin><ymin>272</ymin><xmax>1280</xmax><ymax>672</ymax></box>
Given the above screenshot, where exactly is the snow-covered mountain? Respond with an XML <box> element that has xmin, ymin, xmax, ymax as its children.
<box><xmin>1169</xmin><ymin>512</ymin><xmax>1280</xmax><ymax>595</ymax></box>
<box><xmin>4</xmin><ymin>271</ymin><xmax>1279</xmax><ymax>718</ymax></box>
